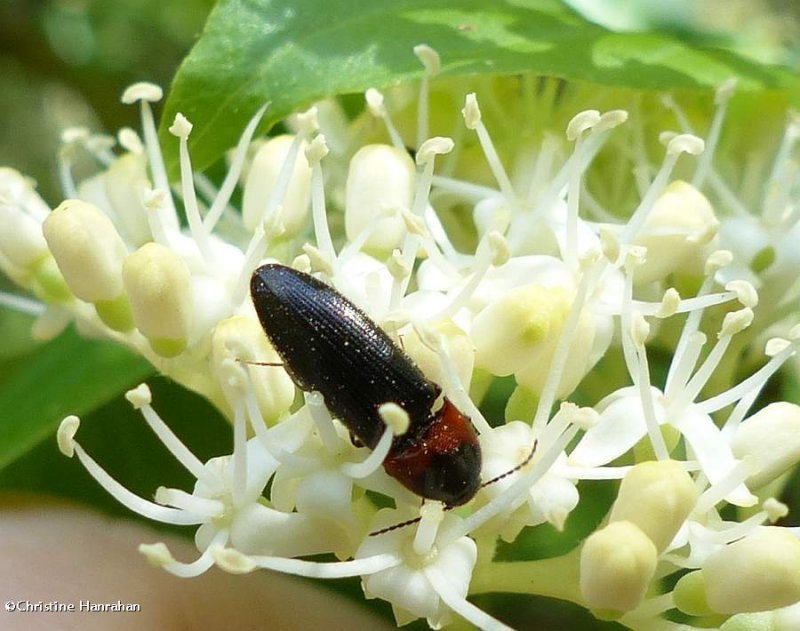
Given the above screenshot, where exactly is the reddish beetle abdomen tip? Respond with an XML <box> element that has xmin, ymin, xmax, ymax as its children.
<box><xmin>383</xmin><ymin>398</ymin><xmax>482</xmax><ymax>506</ymax></box>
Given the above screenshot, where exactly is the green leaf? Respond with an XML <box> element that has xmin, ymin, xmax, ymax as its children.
<box><xmin>0</xmin><ymin>327</ymin><xmax>152</xmax><ymax>470</ymax></box>
<box><xmin>160</xmin><ymin>0</ymin><xmax>799</xmax><ymax>176</ymax></box>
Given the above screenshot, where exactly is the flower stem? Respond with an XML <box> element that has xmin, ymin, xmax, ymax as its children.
<box><xmin>469</xmin><ymin>547</ymin><xmax>584</xmax><ymax>606</ymax></box>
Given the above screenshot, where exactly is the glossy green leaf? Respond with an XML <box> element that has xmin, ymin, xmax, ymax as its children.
<box><xmin>160</xmin><ymin>0</ymin><xmax>799</xmax><ymax>175</ymax></box>
<box><xmin>0</xmin><ymin>328</ymin><xmax>152</xmax><ymax>470</ymax></box>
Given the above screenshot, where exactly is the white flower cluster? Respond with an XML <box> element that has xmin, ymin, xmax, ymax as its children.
<box><xmin>3</xmin><ymin>47</ymin><xmax>800</xmax><ymax>630</ymax></box>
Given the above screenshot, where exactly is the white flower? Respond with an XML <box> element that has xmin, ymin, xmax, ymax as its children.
<box><xmin>3</xmin><ymin>45</ymin><xmax>800</xmax><ymax>631</ymax></box>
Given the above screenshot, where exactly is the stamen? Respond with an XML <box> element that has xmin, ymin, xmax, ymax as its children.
<box><xmin>763</xmin><ymin>113</ymin><xmax>800</xmax><ymax>226</ymax></box>
<box><xmin>425</xmin><ymin>566</ymin><xmax>514</xmax><ymax>631</ymax></box>
<box><xmin>143</xmin><ymin>188</ymin><xmax>173</xmax><ymax>247</ymax></box>
<box><xmin>305</xmin><ymin>134</ymin><xmax>336</xmax><ymax>262</ymax></box>
<box><xmin>413</xmin><ymin>501</ymin><xmax>444</xmax><ymax>556</ymax></box>
<box><xmin>204</xmin><ymin>104</ymin><xmax>269</xmax><ymax>232</ymax></box>
<box><xmin>619</xmin><ymin>248</ymin><xmax>644</xmax><ymax>386</ymax></box>
<box><xmin>57</xmin><ymin>418</ymin><xmax>202</xmax><ymax>525</ymax></box>
<box><xmin>142</xmin><ymin>530</ymin><xmax>228</xmax><ymax>578</ymax></box>
<box><xmin>121</xmin><ymin>83</ymin><xmax>179</xmax><ymax>230</ymax></box>
<box><xmin>620</xmin><ymin>134</ymin><xmax>704</xmax><ymax>245</ymax></box>
<box><xmin>125</xmin><ymin>384</ymin><xmax>207</xmax><ymax>480</ymax></box>
<box><xmin>0</xmin><ymin>291</ymin><xmax>45</xmax><ymax>316</ymax></box>
<box><xmin>562</xmin><ymin>465</ymin><xmax>634</xmax><ymax>480</ymax></box>
<box><xmin>430</xmin><ymin>175</ymin><xmax>500</xmax><ymax>202</ymax></box>
<box><xmin>531</xmin><ymin>254</ymin><xmax>597</xmax><ymax>433</ymax></box>
<box><xmin>666</xmin><ymin>332</ymin><xmax>707</xmax><ymax>403</ymax></box>
<box><xmin>118</xmin><ymin>127</ymin><xmax>144</xmax><ymax>154</ymax></box>
<box><xmin>564</xmin><ymin>113</ymin><xmax>597</xmax><ymax>268</ymax></box>
<box><xmin>664</xmin><ymin>264</ymin><xmax>722</xmax><ymax>399</ymax></box>
<box><xmin>533</xmin><ymin>111</ymin><xmax>627</xmax><ymax>219</ymax></box>
<box><xmin>462</xmin><ymin>93</ymin><xmax>517</xmax><ymax>209</ymax></box>
<box><xmin>633</xmin><ymin>335</ymin><xmax>670</xmax><ymax>461</ymax></box>
<box><xmin>696</xmin><ymin>337</ymin><xmax>800</xmax><ymax>414</ymax></box>
<box><xmin>430</xmin><ymin>230</ymin><xmax>501</xmax><ymax>321</ymax></box>
<box><xmin>418</xmin><ymin>325</ymin><xmax>492</xmax><ymax>434</ymax></box>
<box><xmin>693</xmin><ymin>457</ymin><xmax>758</xmax><ymax>514</ymax></box>
<box><xmin>445</xmin><ymin>424</ymin><xmax>580</xmax><ymax>544</ymax></box>
<box><xmin>154</xmin><ymin>487</ymin><xmax>224</xmax><ymax>517</ymax></box>
<box><xmin>413</xmin><ymin>44</ymin><xmax>440</xmax><ymax>147</ymax></box>
<box><xmin>169</xmin><ymin>114</ymin><xmax>215</xmax><ymax>265</ymax></box>
<box><xmin>306</xmin><ymin>391</ymin><xmax>341</xmax><ymax>455</ymax></box>
<box><xmin>341</xmin><ymin>423</ymin><xmax>394</xmax><ymax>479</ymax></box>
<box><xmin>243</xmin><ymin>552</ymin><xmax>401</xmax><ymax>578</ymax></box>
<box><xmin>231</xmin><ymin>399</ymin><xmax>248</xmax><ymax>507</ymax></box>
<box><xmin>390</xmin><ymin>137</ymin><xmax>452</xmax><ymax>307</ymax></box>
<box><xmin>57</xmin><ymin>146</ymin><xmax>78</xmax><ymax>199</ymax></box>
<box><xmin>365</xmin><ymin>89</ymin><xmax>405</xmax><ymax>150</ymax></box>
<box><xmin>245</xmin><ymin>392</ymin><xmax>315</xmax><ymax>469</ymax></box>
<box><xmin>692</xmin><ymin>79</ymin><xmax>736</xmax><ymax>189</ymax></box>
<box><xmin>525</xmin><ymin>134</ymin><xmax>559</xmax><ymax>204</ymax></box>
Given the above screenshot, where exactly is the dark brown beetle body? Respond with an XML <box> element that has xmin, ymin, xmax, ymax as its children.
<box><xmin>250</xmin><ymin>264</ymin><xmax>481</xmax><ymax>506</ymax></box>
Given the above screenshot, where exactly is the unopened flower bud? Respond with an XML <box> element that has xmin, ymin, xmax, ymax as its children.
<box><xmin>703</xmin><ymin>527</ymin><xmax>800</xmax><ymax>614</ymax></box>
<box><xmin>633</xmin><ymin>181</ymin><xmax>718</xmax><ymax>284</ymax></box>
<box><xmin>580</xmin><ymin>521</ymin><xmax>657</xmax><ymax>615</ymax></box>
<box><xmin>731</xmin><ymin>402</ymin><xmax>800</xmax><ymax>489</ymax></box>
<box><xmin>243</xmin><ymin>135</ymin><xmax>312</xmax><ymax>237</ymax></box>
<box><xmin>123</xmin><ymin>242</ymin><xmax>192</xmax><ymax>357</ymax></box>
<box><xmin>43</xmin><ymin>200</ymin><xmax>133</xmax><ymax>330</ymax></box>
<box><xmin>344</xmin><ymin>144</ymin><xmax>415</xmax><ymax>255</ymax></box>
<box><xmin>609</xmin><ymin>460</ymin><xmax>697</xmax><ymax>552</ymax></box>
<box><xmin>673</xmin><ymin>570</ymin><xmax>713</xmax><ymax>616</ymax></box>
<box><xmin>104</xmin><ymin>153</ymin><xmax>152</xmax><ymax>246</ymax></box>
<box><xmin>0</xmin><ymin>200</ymin><xmax>48</xmax><ymax>271</ymax></box>
<box><xmin>0</xmin><ymin>169</ymin><xmax>53</xmax><ymax>288</ymax></box>
<box><xmin>211</xmin><ymin>316</ymin><xmax>295</xmax><ymax>423</ymax></box>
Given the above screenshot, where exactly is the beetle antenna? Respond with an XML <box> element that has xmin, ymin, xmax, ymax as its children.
<box><xmin>479</xmin><ymin>439</ymin><xmax>538</xmax><ymax>489</ymax></box>
<box><xmin>235</xmin><ymin>358</ymin><xmax>284</xmax><ymax>367</ymax></box>
<box><xmin>368</xmin><ymin>515</ymin><xmax>422</xmax><ymax>537</ymax></box>
<box><xmin>369</xmin><ymin>441</ymin><xmax>538</xmax><ymax>536</ymax></box>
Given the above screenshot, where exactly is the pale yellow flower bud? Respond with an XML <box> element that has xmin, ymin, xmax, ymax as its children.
<box><xmin>211</xmin><ymin>315</ymin><xmax>295</xmax><ymax>424</ymax></box>
<box><xmin>104</xmin><ymin>153</ymin><xmax>152</xmax><ymax>246</ymax></box>
<box><xmin>633</xmin><ymin>181</ymin><xmax>719</xmax><ymax>284</ymax></box>
<box><xmin>344</xmin><ymin>144</ymin><xmax>415</xmax><ymax>255</ymax></box>
<box><xmin>0</xmin><ymin>204</ymin><xmax>48</xmax><ymax>271</ymax></box>
<box><xmin>703</xmin><ymin>527</ymin><xmax>800</xmax><ymax>614</ymax></box>
<box><xmin>609</xmin><ymin>460</ymin><xmax>697</xmax><ymax>552</ymax></box>
<box><xmin>43</xmin><ymin>199</ymin><xmax>133</xmax><ymax>330</ymax></box>
<box><xmin>243</xmin><ymin>135</ymin><xmax>312</xmax><ymax>237</ymax></box>
<box><xmin>580</xmin><ymin>521</ymin><xmax>658</xmax><ymax>615</ymax></box>
<box><xmin>731</xmin><ymin>402</ymin><xmax>800</xmax><ymax>489</ymax></box>
<box><xmin>123</xmin><ymin>242</ymin><xmax>192</xmax><ymax>357</ymax></box>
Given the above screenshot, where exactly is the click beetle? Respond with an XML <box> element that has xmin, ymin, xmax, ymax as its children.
<box><xmin>250</xmin><ymin>263</ymin><xmax>482</xmax><ymax>506</ymax></box>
